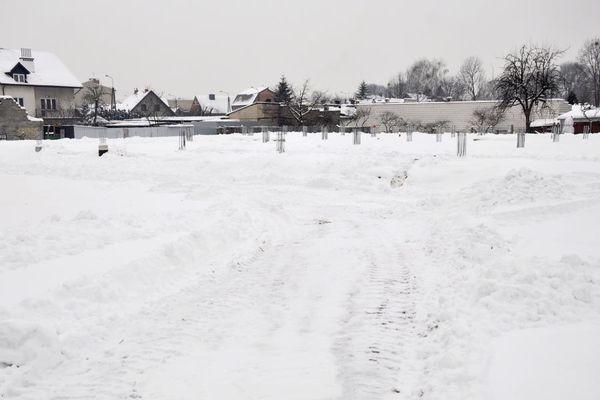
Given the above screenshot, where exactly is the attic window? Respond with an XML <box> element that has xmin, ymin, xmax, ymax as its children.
<box><xmin>13</xmin><ymin>74</ymin><xmax>26</xmax><ymax>83</ymax></box>
<box><xmin>209</xmin><ymin>94</ymin><xmax>216</xmax><ymax>100</ymax></box>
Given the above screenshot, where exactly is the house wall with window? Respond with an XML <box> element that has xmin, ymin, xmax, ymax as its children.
<box><xmin>33</xmin><ymin>86</ymin><xmax>77</xmax><ymax>117</ymax></box>
<box><xmin>1</xmin><ymin>86</ymin><xmax>35</xmax><ymax>114</ymax></box>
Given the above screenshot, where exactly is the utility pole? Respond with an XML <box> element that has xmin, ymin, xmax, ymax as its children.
<box><xmin>105</xmin><ymin>74</ymin><xmax>116</xmax><ymax>115</ymax></box>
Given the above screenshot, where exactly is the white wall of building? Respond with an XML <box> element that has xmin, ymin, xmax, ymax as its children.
<box><xmin>1</xmin><ymin>85</ymin><xmax>36</xmax><ymax>115</ymax></box>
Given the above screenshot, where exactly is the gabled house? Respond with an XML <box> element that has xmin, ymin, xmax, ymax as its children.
<box><xmin>117</xmin><ymin>89</ymin><xmax>174</xmax><ymax>117</ymax></box>
<box><xmin>190</xmin><ymin>93</ymin><xmax>230</xmax><ymax>115</ymax></box>
<box><xmin>0</xmin><ymin>47</ymin><xmax>82</xmax><ymax>137</ymax></box>
<box><xmin>231</xmin><ymin>87</ymin><xmax>275</xmax><ymax>111</ymax></box>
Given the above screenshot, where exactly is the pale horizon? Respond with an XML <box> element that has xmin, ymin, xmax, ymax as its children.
<box><xmin>1</xmin><ymin>0</ymin><xmax>598</xmax><ymax>100</ymax></box>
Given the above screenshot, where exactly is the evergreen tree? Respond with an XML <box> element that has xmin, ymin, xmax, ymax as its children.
<box><xmin>566</xmin><ymin>90</ymin><xmax>579</xmax><ymax>105</ymax></box>
<box><xmin>356</xmin><ymin>80</ymin><xmax>368</xmax><ymax>99</ymax></box>
<box><xmin>275</xmin><ymin>75</ymin><xmax>293</xmax><ymax>104</ymax></box>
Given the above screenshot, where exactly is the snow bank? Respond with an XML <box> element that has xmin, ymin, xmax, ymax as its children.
<box><xmin>0</xmin><ymin>132</ymin><xmax>599</xmax><ymax>399</ymax></box>
<box><xmin>486</xmin><ymin>324</ymin><xmax>600</xmax><ymax>400</ymax></box>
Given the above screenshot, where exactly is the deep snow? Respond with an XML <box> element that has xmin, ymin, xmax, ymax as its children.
<box><xmin>0</xmin><ymin>132</ymin><xmax>599</xmax><ymax>399</ymax></box>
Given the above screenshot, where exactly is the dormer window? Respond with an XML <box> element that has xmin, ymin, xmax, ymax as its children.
<box><xmin>13</xmin><ymin>73</ymin><xmax>26</xmax><ymax>83</ymax></box>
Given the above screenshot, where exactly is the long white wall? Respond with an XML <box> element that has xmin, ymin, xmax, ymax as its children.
<box><xmin>357</xmin><ymin>100</ymin><xmax>571</xmax><ymax>132</ymax></box>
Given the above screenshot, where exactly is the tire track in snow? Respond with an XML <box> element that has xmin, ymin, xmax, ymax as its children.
<box><xmin>333</xmin><ymin>222</ymin><xmax>419</xmax><ymax>400</ymax></box>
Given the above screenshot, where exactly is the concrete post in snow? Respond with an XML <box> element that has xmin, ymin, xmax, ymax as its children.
<box><xmin>353</xmin><ymin>128</ymin><xmax>361</xmax><ymax>145</ymax></box>
<box><xmin>99</xmin><ymin>137</ymin><xmax>109</xmax><ymax>156</ymax></box>
<box><xmin>302</xmin><ymin>126</ymin><xmax>308</xmax><ymax>137</ymax></box>
<box><xmin>262</xmin><ymin>127</ymin><xmax>270</xmax><ymax>143</ymax></box>
<box><xmin>321</xmin><ymin>126</ymin><xmax>328</xmax><ymax>140</ymax></box>
<box><xmin>517</xmin><ymin>132</ymin><xmax>525</xmax><ymax>148</ymax></box>
<box><xmin>178</xmin><ymin>130</ymin><xmax>186</xmax><ymax>150</ymax></box>
<box><xmin>35</xmin><ymin>139</ymin><xmax>42</xmax><ymax>152</ymax></box>
<box><xmin>457</xmin><ymin>132</ymin><xmax>467</xmax><ymax>157</ymax></box>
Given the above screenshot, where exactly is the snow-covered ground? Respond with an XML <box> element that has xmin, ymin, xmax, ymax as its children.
<box><xmin>1</xmin><ymin>132</ymin><xmax>599</xmax><ymax>399</ymax></box>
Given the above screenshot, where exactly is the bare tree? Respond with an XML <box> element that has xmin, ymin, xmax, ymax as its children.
<box><xmin>288</xmin><ymin>80</ymin><xmax>323</xmax><ymax>126</ymax></box>
<box><xmin>83</xmin><ymin>85</ymin><xmax>106</xmax><ymax>125</ymax></box>
<box><xmin>347</xmin><ymin>107</ymin><xmax>372</xmax><ymax>131</ymax></box>
<box><xmin>495</xmin><ymin>44</ymin><xmax>563</xmax><ymax>132</ymax></box>
<box><xmin>469</xmin><ymin>107</ymin><xmax>506</xmax><ymax>133</ymax></box>
<box><xmin>386</xmin><ymin>73</ymin><xmax>407</xmax><ymax>99</ymax></box>
<box><xmin>459</xmin><ymin>57</ymin><xmax>487</xmax><ymax>100</ymax></box>
<box><xmin>578</xmin><ymin>38</ymin><xmax>600</xmax><ymax>106</ymax></box>
<box><xmin>406</xmin><ymin>58</ymin><xmax>448</xmax><ymax>101</ymax></box>
<box><xmin>379</xmin><ymin>111</ymin><xmax>403</xmax><ymax>133</ymax></box>
<box><xmin>438</xmin><ymin>76</ymin><xmax>465</xmax><ymax>100</ymax></box>
<box><xmin>559</xmin><ymin>62</ymin><xmax>588</xmax><ymax>104</ymax></box>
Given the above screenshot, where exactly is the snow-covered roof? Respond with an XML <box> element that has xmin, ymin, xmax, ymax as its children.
<box><xmin>194</xmin><ymin>94</ymin><xmax>230</xmax><ymax>114</ymax></box>
<box><xmin>530</xmin><ymin>118</ymin><xmax>558</xmax><ymax>128</ymax></box>
<box><xmin>0</xmin><ymin>48</ymin><xmax>81</xmax><ymax>88</ymax></box>
<box><xmin>559</xmin><ymin>104</ymin><xmax>600</xmax><ymax>121</ymax></box>
<box><xmin>232</xmin><ymin>87</ymin><xmax>268</xmax><ymax>107</ymax></box>
<box><xmin>117</xmin><ymin>90</ymin><xmax>169</xmax><ymax>112</ymax></box>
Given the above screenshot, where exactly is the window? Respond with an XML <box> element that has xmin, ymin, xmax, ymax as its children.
<box><xmin>140</xmin><ymin>104</ymin><xmax>147</xmax><ymax>112</ymax></box>
<box><xmin>209</xmin><ymin>94</ymin><xmax>216</xmax><ymax>100</ymax></box>
<box><xmin>13</xmin><ymin>97</ymin><xmax>24</xmax><ymax>107</ymax></box>
<box><xmin>13</xmin><ymin>73</ymin><xmax>26</xmax><ymax>83</ymax></box>
<box><xmin>41</xmin><ymin>98</ymin><xmax>57</xmax><ymax>110</ymax></box>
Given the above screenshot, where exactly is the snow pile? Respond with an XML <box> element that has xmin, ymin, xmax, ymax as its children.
<box><xmin>0</xmin><ymin>132</ymin><xmax>599</xmax><ymax>399</ymax></box>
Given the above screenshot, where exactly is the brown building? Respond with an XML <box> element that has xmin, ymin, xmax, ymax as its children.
<box><xmin>231</xmin><ymin>87</ymin><xmax>276</xmax><ymax>111</ymax></box>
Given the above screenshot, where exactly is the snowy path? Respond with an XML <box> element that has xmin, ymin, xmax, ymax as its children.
<box><xmin>1</xmin><ymin>133</ymin><xmax>600</xmax><ymax>399</ymax></box>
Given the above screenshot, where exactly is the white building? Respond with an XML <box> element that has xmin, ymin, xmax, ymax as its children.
<box><xmin>0</xmin><ymin>47</ymin><xmax>82</xmax><ymax>135</ymax></box>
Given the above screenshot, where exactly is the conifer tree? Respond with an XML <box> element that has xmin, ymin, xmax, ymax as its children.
<box><xmin>356</xmin><ymin>80</ymin><xmax>368</xmax><ymax>99</ymax></box>
<box><xmin>275</xmin><ymin>75</ymin><xmax>293</xmax><ymax>104</ymax></box>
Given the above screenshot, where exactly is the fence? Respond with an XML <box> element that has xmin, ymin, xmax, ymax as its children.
<box><xmin>74</xmin><ymin>124</ymin><xmax>194</xmax><ymax>139</ymax></box>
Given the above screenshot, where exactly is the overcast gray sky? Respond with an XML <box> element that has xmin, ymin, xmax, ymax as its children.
<box><xmin>1</xmin><ymin>0</ymin><xmax>598</xmax><ymax>99</ymax></box>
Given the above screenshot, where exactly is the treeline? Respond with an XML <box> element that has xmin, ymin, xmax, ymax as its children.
<box><xmin>355</xmin><ymin>37</ymin><xmax>600</xmax><ymax>107</ymax></box>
